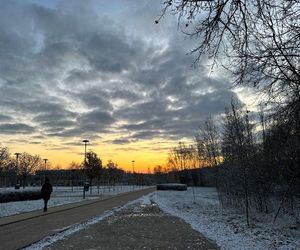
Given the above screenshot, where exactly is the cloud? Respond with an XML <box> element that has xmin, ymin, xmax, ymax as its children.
<box><xmin>0</xmin><ymin>114</ymin><xmax>12</xmax><ymax>122</ymax></box>
<box><xmin>110</xmin><ymin>138</ymin><xmax>132</xmax><ymax>145</ymax></box>
<box><xmin>43</xmin><ymin>109</ymin><xmax>114</xmax><ymax>138</ymax></box>
<box><xmin>0</xmin><ymin>123</ymin><xmax>36</xmax><ymax>134</ymax></box>
<box><xmin>0</xmin><ymin>0</ymin><xmax>241</xmax><ymax>148</ymax></box>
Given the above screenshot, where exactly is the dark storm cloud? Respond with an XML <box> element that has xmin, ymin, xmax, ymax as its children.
<box><xmin>82</xmin><ymin>33</ymin><xmax>139</xmax><ymax>73</ymax></box>
<box><xmin>65</xmin><ymin>69</ymin><xmax>98</xmax><ymax>85</ymax></box>
<box><xmin>0</xmin><ymin>123</ymin><xmax>35</xmax><ymax>134</ymax></box>
<box><xmin>78</xmin><ymin>109</ymin><xmax>114</xmax><ymax>128</ymax></box>
<box><xmin>46</xmin><ymin>146</ymin><xmax>71</xmax><ymax>151</ymax></box>
<box><xmin>44</xmin><ymin>108</ymin><xmax>114</xmax><ymax>138</ymax></box>
<box><xmin>111</xmin><ymin>90</ymin><xmax>140</xmax><ymax>102</ymax></box>
<box><xmin>32</xmin><ymin>108</ymin><xmax>78</xmax><ymax>134</ymax></box>
<box><xmin>0</xmin><ymin>114</ymin><xmax>12</xmax><ymax>122</ymax></box>
<box><xmin>117</xmin><ymin>87</ymin><xmax>237</xmax><ymax>140</ymax></box>
<box><xmin>29</xmin><ymin>141</ymin><xmax>42</xmax><ymax>145</ymax></box>
<box><xmin>0</xmin><ymin>0</ymin><xmax>240</xmax><ymax>144</ymax></box>
<box><xmin>131</xmin><ymin>131</ymin><xmax>159</xmax><ymax>140</ymax></box>
<box><xmin>32</xmin><ymin>135</ymin><xmax>46</xmax><ymax>139</ymax></box>
<box><xmin>73</xmin><ymin>88</ymin><xmax>113</xmax><ymax>110</ymax></box>
<box><xmin>62</xmin><ymin>140</ymin><xmax>101</xmax><ymax>147</ymax></box>
<box><xmin>123</xmin><ymin>119</ymin><xmax>164</xmax><ymax>131</ymax></box>
<box><xmin>110</xmin><ymin>138</ymin><xmax>132</xmax><ymax>145</ymax></box>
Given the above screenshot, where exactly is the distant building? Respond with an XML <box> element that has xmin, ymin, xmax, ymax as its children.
<box><xmin>35</xmin><ymin>169</ymin><xmax>86</xmax><ymax>186</ymax></box>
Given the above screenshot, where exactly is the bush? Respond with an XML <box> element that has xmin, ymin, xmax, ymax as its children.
<box><xmin>156</xmin><ymin>183</ymin><xmax>187</xmax><ymax>191</ymax></box>
<box><xmin>0</xmin><ymin>191</ymin><xmax>42</xmax><ymax>203</ymax></box>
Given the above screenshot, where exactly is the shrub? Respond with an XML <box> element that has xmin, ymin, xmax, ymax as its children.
<box><xmin>0</xmin><ymin>191</ymin><xmax>42</xmax><ymax>203</ymax></box>
<box><xmin>156</xmin><ymin>183</ymin><xmax>187</xmax><ymax>191</ymax></box>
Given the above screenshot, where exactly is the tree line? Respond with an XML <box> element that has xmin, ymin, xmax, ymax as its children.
<box><xmin>0</xmin><ymin>148</ymin><xmax>125</xmax><ymax>189</ymax></box>
<box><xmin>157</xmin><ymin>0</ymin><xmax>299</xmax><ymax>225</ymax></box>
<box><xmin>0</xmin><ymin>148</ymin><xmax>42</xmax><ymax>188</ymax></box>
<box><xmin>164</xmin><ymin>99</ymin><xmax>299</xmax><ymax>226</ymax></box>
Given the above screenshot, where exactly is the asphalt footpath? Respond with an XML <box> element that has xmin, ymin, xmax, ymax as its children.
<box><xmin>0</xmin><ymin>187</ymin><xmax>156</xmax><ymax>250</ymax></box>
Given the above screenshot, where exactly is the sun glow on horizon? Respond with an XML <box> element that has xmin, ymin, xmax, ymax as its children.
<box><xmin>3</xmin><ymin>136</ymin><xmax>186</xmax><ymax>173</ymax></box>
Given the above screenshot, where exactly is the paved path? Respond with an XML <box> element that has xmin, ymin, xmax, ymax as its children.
<box><xmin>0</xmin><ymin>187</ymin><xmax>155</xmax><ymax>250</ymax></box>
<box><xmin>46</xmin><ymin>195</ymin><xmax>219</xmax><ymax>250</ymax></box>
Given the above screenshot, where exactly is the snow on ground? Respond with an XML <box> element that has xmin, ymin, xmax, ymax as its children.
<box><xmin>0</xmin><ymin>185</ymin><xmax>147</xmax><ymax>218</ymax></box>
<box><xmin>0</xmin><ymin>185</ymin><xmax>143</xmax><ymax>197</ymax></box>
<box><xmin>0</xmin><ymin>196</ymin><xmax>96</xmax><ymax>217</ymax></box>
<box><xmin>152</xmin><ymin>187</ymin><xmax>300</xmax><ymax>250</ymax></box>
<box><xmin>7</xmin><ymin>186</ymin><xmax>299</xmax><ymax>249</ymax></box>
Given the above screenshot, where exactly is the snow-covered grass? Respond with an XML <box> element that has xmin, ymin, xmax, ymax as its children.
<box><xmin>0</xmin><ymin>196</ymin><xmax>95</xmax><ymax>217</ymax></box>
<box><xmin>0</xmin><ymin>185</ymin><xmax>148</xmax><ymax>218</ymax></box>
<box><xmin>152</xmin><ymin>187</ymin><xmax>300</xmax><ymax>250</ymax></box>
<box><xmin>0</xmin><ymin>185</ymin><xmax>143</xmax><ymax>197</ymax></box>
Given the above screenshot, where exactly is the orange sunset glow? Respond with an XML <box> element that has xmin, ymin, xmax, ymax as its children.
<box><xmin>3</xmin><ymin>135</ymin><xmax>181</xmax><ymax>172</ymax></box>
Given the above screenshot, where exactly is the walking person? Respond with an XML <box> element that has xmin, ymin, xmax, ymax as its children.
<box><xmin>41</xmin><ymin>177</ymin><xmax>53</xmax><ymax>212</ymax></box>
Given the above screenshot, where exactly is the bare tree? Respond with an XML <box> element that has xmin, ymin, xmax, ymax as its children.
<box><xmin>221</xmin><ymin>99</ymin><xmax>257</xmax><ymax>226</ymax></box>
<box><xmin>158</xmin><ymin>1</ymin><xmax>300</xmax><ymax>103</ymax></box>
<box><xmin>18</xmin><ymin>152</ymin><xmax>42</xmax><ymax>188</ymax></box>
<box><xmin>195</xmin><ymin>116</ymin><xmax>222</xmax><ymax>186</ymax></box>
<box><xmin>0</xmin><ymin>146</ymin><xmax>12</xmax><ymax>187</ymax></box>
<box><xmin>0</xmin><ymin>147</ymin><xmax>9</xmax><ymax>165</ymax></box>
<box><xmin>68</xmin><ymin>161</ymin><xmax>82</xmax><ymax>190</ymax></box>
<box><xmin>69</xmin><ymin>161</ymin><xmax>82</xmax><ymax>170</ymax></box>
<box><xmin>106</xmin><ymin>160</ymin><xmax>123</xmax><ymax>191</ymax></box>
<box><xmin>261</xmin><ymin>113</ymin><xmax>300</xmax><ymax>222</ymax></box>
<box><xmin>168</xmin><ymin>142</ymin><xmax>199</xmax><ymax>184</ymax></box>
<box><xmin>153</xmin><ymin>165</ymin><xmax>168</xmax><ymax>183</ymax></box>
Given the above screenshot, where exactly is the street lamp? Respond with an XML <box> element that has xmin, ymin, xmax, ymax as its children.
<box><xmin>82</xmin><ymin>140</ymin><xmax>90</xmax><ymax>199</ymax></box>
<box><xmin>43</xmin><ymin>159</ymin><xmax>48</xmax><ymax>170</ymax></box>
<box><xmin>82</xmin><ymin>140</ymin><xmax>90</xmax><ymax>164</ymax></box>
<box><xmin>14</xmin><ymin>152</ymin><xmax>21</xmax><ymax>161</ymax></box>
<box><xmin>43</xmin><ymin>158</ymin><xmax>48</xmax><ymax>183</ymax></box>
<box><xmin>131</xmin><ymin>160</ymin><xmax>135</xmax><ymax>190</ymax></box>
<box><xmin>14</xmin><ymin>153</ymin><xmax>21</xmax><ymax>185</ymax></box>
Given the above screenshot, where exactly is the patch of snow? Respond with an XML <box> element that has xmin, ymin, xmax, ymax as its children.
<box><xmin>0</xmin><ymin>185</ymin><xmax>149</xmax><ymax>218</ymax></box>
<box><xmin>139</xmin><ymin>194</ymin><xmax>152</xmax><ymax>206</ymax></box>
<box><xmin>152</xmin><ymin>187</ymin><xmax>300</xmax><ymax>250</ymax></box>
<box><xmin>0</xmin><ymin>196</ymin><xmax>96</xmax><ymax>217</ymax></box>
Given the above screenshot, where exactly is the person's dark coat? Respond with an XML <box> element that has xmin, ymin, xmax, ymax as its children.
<box><xmin>41</xmin><ymin>179</ymin><xmax>53</xmax><ymax>201</ymax></box>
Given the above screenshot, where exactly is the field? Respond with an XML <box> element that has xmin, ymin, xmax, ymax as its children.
<box><xmin>152</xmin><ymin>188</ymin><xmax>300</xmax><ymax>250</ymax></box>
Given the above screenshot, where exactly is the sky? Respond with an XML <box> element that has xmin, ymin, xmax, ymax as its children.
<box><xmin>0</xmin><ymin>0</ymin><xmax>246</xmax><ymax>172</ymax></box>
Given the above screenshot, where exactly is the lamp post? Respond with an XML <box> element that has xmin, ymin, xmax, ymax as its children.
<box><xmin>43</xmin><ymin>158</ymin><xmax>48</xmax><ymax>184</ymax></box>
<box><xmin>82</xmin><ymin>140</ymin><xmax>89</xmax><ymax>164</ymax></box>
<box><xmin>132</xmin><ymin>160</ymin><xmax>135</xmax><ymax>189</ymax></box>
<box><xmin>132</xmin><ymin>160</ymin><xmax>135</xmax><ymax>173</ymax></box>
<box><xmin>14</xmin><ymin>153</ymin><xmax>21</xmax><ymax>186</ymax></box>
<box><xmin>82</xmin><ymin>140</ymin><xmax>90</xmax><ymax>199</ymax></box>
<box><xmin>43</xmin><ymin>159</ymin><xmax>48</xmax><ymax>169</ymax></box>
